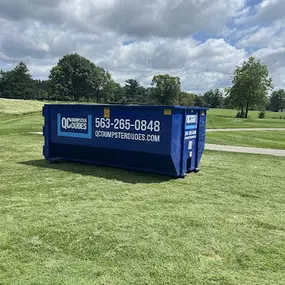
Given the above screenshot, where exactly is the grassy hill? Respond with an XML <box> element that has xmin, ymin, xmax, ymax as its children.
<box><xmin>0</xmin><ymin>98</ymin><xmax>96</xmax><ymax>115</ymax></box>
<box><xmin>0</xmin><ymin>98</ymin><xmax>46</xmax><ymax>115</ymax></box>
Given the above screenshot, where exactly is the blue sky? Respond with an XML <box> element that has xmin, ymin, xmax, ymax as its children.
<box><xmin>0</xmin><ymin>0</ymin><xmax>284</xmax><ymax>93</ymax></box>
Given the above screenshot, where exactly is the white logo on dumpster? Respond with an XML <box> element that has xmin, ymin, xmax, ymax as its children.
<box><xmin>186</xmin><ymin>115</ymin><xmax>196</xmax><ymax>124</ymax></box>
<box><xmin>57</xmin><ymin>113</ymin><xmax>92</xmax><ymax>139</ymax></box>
<box><xmin>61</xmin><ymin>117</ymin><xmax>87</xmax><ymax>130</ymax></box>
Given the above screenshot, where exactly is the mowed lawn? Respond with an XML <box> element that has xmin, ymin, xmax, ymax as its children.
<box><xmin>207</xmin><ymin>131</ymin><xmax>285</xmax><ymax>150</ymax></box>
<box><xmin>206</xmin><ymin>109</ymin><xmax>285</xmax><ymax>149</ymax></box>
<box><xmin>1</xmin><ymin>113</ymin><xmax>285</xmax><ymax>284</ymax></box>
<box><xmin>207</xmin><ymin>109</ymin><xmax>285</xmax><ymax>129</ymax></box>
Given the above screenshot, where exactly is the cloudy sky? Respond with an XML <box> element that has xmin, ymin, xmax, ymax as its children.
<box><xmin>0</xmin><ymin>0</ymin><xmax>284</xmax><ymax>93</ymax></box>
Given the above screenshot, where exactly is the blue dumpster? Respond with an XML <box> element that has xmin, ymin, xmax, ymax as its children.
<box><xmin>42</xmin><ymin>104</ymin><xmax>208</xmax><ymax>178</ymax></box>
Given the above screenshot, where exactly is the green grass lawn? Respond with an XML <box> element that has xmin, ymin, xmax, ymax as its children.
<box><xmin>1</xmin><ymin>113</ymin><xmax>285</xmax><ymax>284</ymax></box>
<box><xmin>207</xmin><ymin>109</ymin><xmax>285</xmax><ymax>129</ymax></box>
<box><xmin>1</xmin><ymin>99</ymin><xmax>285</xmax><ymax>129</ymax></box>
<box><xmin>207</xmin><ymin>131</ymin><xmax>285</xmax><ymax>150</ymax></box>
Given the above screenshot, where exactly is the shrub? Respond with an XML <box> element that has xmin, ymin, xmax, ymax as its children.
<box><xmin>258</xmin><ymin>111</ymin><xmax>265</xmax><ymax>119</ymax></box>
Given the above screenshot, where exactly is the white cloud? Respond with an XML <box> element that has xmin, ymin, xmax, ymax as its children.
<box><xmin>271</xmin><ymin>67</ymin><xmax>285</xmax><ymax>90</ymax></box>
<box><xmin>236</xmin><ymin>19</ymin><xmax>285</xmax><ymax>48</ymax></box>
<box><xmin>236</xmin><ymin>0</ymin><xmax>285</xmax><ymax>25</ymax></box>
<box><xmin>256</xmin><ymin>0</ymin><xmax>285</xmax><ymax>22</ymax></box>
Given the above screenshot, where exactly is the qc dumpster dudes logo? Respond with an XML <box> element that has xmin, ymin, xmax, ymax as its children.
<box><xmin>186</xmin><ymin>114</ymin><xmax>197</xmax><ymax>125</ymax></box>
<box><xmin>57</xmin><ymin>113</ymin><xmax>92</xmax><ymax>139</ymax></box>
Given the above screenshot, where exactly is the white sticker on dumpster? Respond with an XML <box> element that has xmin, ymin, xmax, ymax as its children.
<box><xmin>186</xmin><ymin>115</ymin><xmax>196</xmax><ymax>124</ymax></box>
<box><xmin>188</xmin><ymin>141</ymin><xmax>193</xmax><ymax>150</ymax></box>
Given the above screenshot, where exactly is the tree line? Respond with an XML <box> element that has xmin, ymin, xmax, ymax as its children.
<box><xmin>0</xmin><ymin>53</ymin><xmax>284</xmax><ymax>116</ymax></box>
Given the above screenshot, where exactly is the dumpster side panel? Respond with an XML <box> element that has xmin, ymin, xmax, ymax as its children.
<box><xmin>43</xmin><ymin>104</ymin><xmax>179</xmax><ymax>177</ymax></box>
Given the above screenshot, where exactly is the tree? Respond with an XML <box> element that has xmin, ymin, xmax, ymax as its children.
<box><xmin>98</xmin><ymin>73</ymin><xmax>119</xmax><ymax>103</ymax></box>
<box><xmin>227</xmin><ymin>57</ymin><xmax>273</xmax><ymax>118</ymax></box>
<box><xmin>0</xmin><ymin>70</ymin><xmax>13</xmax><ymax>98</ymax></box>
<box><xmin>144</xmin><ymin>87</ymin><xmax>157</xmax><ymax>105</ymax></box>
<box><xmin>151</xmin><ymin>74</ymin><xmax>181</xmax><ymax>105</ymax></box>
<box><xmin>123</xmin><ymin>79</ymin><xmax>147</xmax><ymax>104</ymax></box>
<box><xmin>0</xmin><ymin>62</ymin><xmax>36</xmax><ymax>99</ymax></box>
<box><xmin>193</xmin><ymin>95</ymin><xmax>205</xmax><ymax>107</ymax></box>
<box><xmin>269</xmin><ymin>89</ymin><xmax>285</xmax><ymax>112</ymax></box>
<box><xmin>179</xmin><ymin>92</ymin><xmax>195</xmax><ymax>106</ymax></box>
<box><xmin>111</xmin><ymin>83</ymin><xmax>126</xmax><ymax>104</ymax></box>
<box><xmin>48</xmin><ymin>53</ymin><xmax>113</xmax><ymax>102</ymax></box>
<box><xmin>223</xmin><ymin>94</ymin><xmax>233</xmax><ymax>109</ymax></box>
<box><xmin>203</xmin><ymin>88</ymin><xmax>224</xmax><ymax>108</ymax></box>
<box><xmin>33</xmin><ymin>79</ymin><xmax>50</xmax><ymax>100</ymax></box>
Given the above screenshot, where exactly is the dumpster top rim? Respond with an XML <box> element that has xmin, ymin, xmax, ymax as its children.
<box><xmin>44</xmin><ymin>104</ymin><xmax>209</xmax><ymax>111</ymax></box>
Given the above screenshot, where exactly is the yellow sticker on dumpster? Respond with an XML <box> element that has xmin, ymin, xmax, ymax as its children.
<box><xmin>164</xmin><ymin>109</ymin><xmax>172</xmax><ymax>116</ymax></box>
<box><xmin>104</xmin><ymin>108</ymin><xmax>110</xmax><ymax>118</ymax></box>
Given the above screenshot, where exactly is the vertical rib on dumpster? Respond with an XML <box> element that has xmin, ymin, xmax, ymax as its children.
<box><xmin>179</xmin><ymin>109</ymin><xmax>186</xmax><ymax>177</ymax></box>
<box><xmin>196</xmin><ymin>110</ymin><xmax>207</xmax><ymax>168</ymax></box>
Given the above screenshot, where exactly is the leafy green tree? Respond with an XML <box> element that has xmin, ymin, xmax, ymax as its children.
<box><xmin>179</xmin><ymin>92</ymin><xmax>195</xmax><ymax>106</ymax></box>
<box><xmin>143</xmin><ymin>87</ymin><xmax>157</xmax><ymax>105</ymax></box>
<box><xmin>33</xmin><ymin>79</ymin><xmax>50</xmax><ymax>100</ymax></box>
<box><xmin>203</xmin><ymin>88</ymin><xmax>224</xmax><ymax>108</ymax></box>
<box><xmin>112</xmin><ymin>83</ymin><xmax>127</xmax><ymax>104</ymax></box>
<box><xmin>269</xmin><ymin>89</ymin><xmax>285</xmax><ymax>112</ymax></box>
<box><xmin>98</xmin><ymin>73</ymin><xmax>119</xmax><ymax>103</ymax></box>
<box><xmin>48</xmin><ymin>53</ymin><xmax>113</xmax><ymax>102</ymax></box>
<box><xmin>151</xmin><ymin>74</ymin><xmax>181</xmax><ymax>105</ymax></box>
<box><xmin>193</xmin><ymin>95</ymin><xmax>205</xmax><ymax>107</ymax></box>
<box><xmin>227</xmin><ymin>57</ymin><xmax>273</xmax><ymax>118</ymax></box>
<box><xmin>223</xmin><ymin>94</ymin><xmax>233</xmax><ymax>109</ymax></box>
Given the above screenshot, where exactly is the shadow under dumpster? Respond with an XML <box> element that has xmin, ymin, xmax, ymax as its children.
<box><xmin>19</xmin><ymin>159</ymin><xmax>173</xmax><ymax>184</ymax></box>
